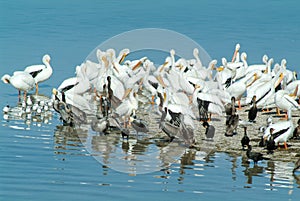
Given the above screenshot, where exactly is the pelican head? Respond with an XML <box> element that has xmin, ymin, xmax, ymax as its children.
<box><xmin>235</xmin><ymin>43</ymin><xmax>240</xmax><ymax>51</ymax></box>
<box><xmin>281</xmin><ymin>59</ymin><xmax>287</xmax><ymax>68</ymax></box>
<box><xmin>170</xmin><ymin>49</ymin><xmax>175</xmax><ymax>57</ymax></box>
<box><xmin>52</xmin><ymin>88</ymin><xmax>58</xmax><ymax>96</ymax></box>
<box><xmin>119</xmin><ymin>48</ymin><xmax>130</xmax><ymax>64</ymax></box>
<box><xmin>43</xmin><ymin>54</ymin><xmax>51</xmax><ymax>64</ymax></box>
<box><xmin>193</xmin><ymin>48</ymin><xmax>199</xmax><ymax>56</ymax></box>
<box><xmin>262</xmin><ymin>54</ymin><xmax>268</xmax><ymax>63</ymax></box>
<box><xmin>209</xmin><ymin>60</ymin><xmax>217</xmax><ymax>70</ymax></box>
<box><xmin>293</xmin><ymin>71</ymin><xmax>298</xmax><ymax>80</ymax></box>
<box><xmin>241</xmin><ymin>52</ymin><xmax>247</xmax><ymax>60</ymax></box>
<box><xmin>1</xmin><ymin>74</ymin><xmax>10</xmax><ymax>84</ymax></box>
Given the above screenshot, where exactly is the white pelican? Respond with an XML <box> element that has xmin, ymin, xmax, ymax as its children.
<box><xmin>246</xmin><ymin>72</ymin><xmax>284</xmax><ymax>107</ymax></box>
<box><xmin>115</xmin><ymin>86</ymin><xmax>139</xmax><ymax>126</ymax></box>
<box><xmin>24</xmin><ymin>54</ymin><xmax>52</xmax><ymax>94</ymax></box>
<box><xmin>245</xmin><ymin>54</ymin><xmax>269</xmax><ymax>74</ymax></box>
<box><xmin>279</xmin><ymin>59</ymin><xmax>296</xmax><ymax>84</ymax></box>
<box><xmin>56</xmin><ymin>65</ymin><xmax>91</xmax><ymax>95</ymax></box>
<box><xmin>286</xmin><ymin>80</ymin><xmax>300</xmax><ymax>103</ymax></box>
<box><xmin>117</xmin><ymin>48</ymin><xmax>130</xmax><ymax>64</ymax></box>
<box><xmin>235</xmin><ymin>52</ymin><xmax>247</xmax><ymax>80</ymax></box>
<box><xmin>1</xmin><ymin>71</ymin><xmax>35</xmax><ymax>100</ymax></box>
<box><xmin>226</xmin><ymin>71</ymin><xmax>258</xmax><ymax>109</ymax></box>
<box><xmin>192</xmin><ymin>84</ymin><xmax>224</xmax><ymax>121</ymax></box>
<box><xmin>214</xmin><ymin>58</ymin><xmax>237</xmax><ymax>89</ymax></box>
<box><xmin>263</xmin><ymin>118</ymin><xmax>295</xmax><ymax>150</ymax></box>
<box><xmin>275</xmin><ymin>89</ymin><xmax>300</xmax><ymax>119</ymax></box>
<box><xmin>231</xmin><ymin>43</ymin><xmax>240</xmax><ymax>62</ymax></box>
<box><xmin>192</xmin><ymin>48</ymin><xmax>203</xmax><ymax>68</ymax></box>
<box><xmin>158</xmin><ymin>87</ymin><xmax>196</xmax><ymax>122</ymax></box>
<box><xmin>95</xmin><ymin>73</ymin><xmax>125</xmax><ymax>101</ymax></box>
<box><xmin>52</xmin><ymin>88</ymin><xmax>93</xmax><ymax>115</ymax></box>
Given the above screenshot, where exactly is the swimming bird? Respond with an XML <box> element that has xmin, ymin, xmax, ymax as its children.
<box><xmin>246</xmin><ymin>145</ymin><xmax>267</xmax><ymax>165</ymax></box>
<box><xmin>241</xmin><ymin>127</ymin><xmax>250</xmax><ymax>150</ymax></box>
<box><xmin>1</xmin><ymin>71</ymin><xmax>35</xmax><ymax>101</ymax></box>
<box><xmin>24</xmin><ymin>54</ymin><xmax>52</xmax><ymax>95</ymax></box>
<box><xmin>293</xmin><ymin>158</ymin><xmax>300</xmax><ymax>173</ymax></box>
<box><xmin>248</xmin><ymin>95</ymin><xmax>258</xmax><ymax>122</ymax></box>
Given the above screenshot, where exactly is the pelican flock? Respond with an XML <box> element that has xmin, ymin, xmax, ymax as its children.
<box><xmin>2</xmin><ymin>44</ymin><xmax>300</xmax><ymax>166</ymax></box>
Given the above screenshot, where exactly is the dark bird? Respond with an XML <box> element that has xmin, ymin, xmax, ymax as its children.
<box><xmin>246</xmin><ymin>145</ymin><xmax>268</xmax><ymax>164</ymax></box>
<box><xmin>159</xmin><ymin>108</ymin><xmax>194</xmax><ymax>145</ymax></box>
<box><xmin>225</xmin><ymin>96</ymin><xmax>236</xmax><ymax>119</ymax></box>
<box><xmin>203</xmin><ymin>121</ymin><xmax>215</xmax><ymax>140</ymax></box>
<box><xmin>106</xmin><ymin>76</ymin><xmax>121</xmax><ymax>109</ymax></box>
<box><xmin>248</xmin><ymin>95</ymin><xmax>257</xmax><ymax>122</ymax></box>
<box><xmin>266</xmin><ymin>128</ymin><xmax>276</xmax><ymax>154</ymax></box>
<box><xmin>293</xmin><ymin>158</ymin><xmax>300</xmax><ymax>173</ymax></box>
<box><xmin>121</xmin><ymin>128</ymin><xmax>130</xmax><ymax>140</ymax></box>
<box><xmin>131</xmin><ymin>116</ymin><xmax>149</xmax><ymax>136</ymax></box>
<box><xmin>52</xmin><ymin>89</ymin><xmax>87</xmax><ymax>126</ymax></box>
<box><xmin>225</xmin><ymin>113</ymin><xmax>239</xmax><ymax>136</ymax></box>
<box><xmin>293</xmin><ymin>119</ymin><xmax>300</xmax><ymax>139</ymax></box>
<box><xmin>241</xmin><ymin>127</ymin><xmax>250</xmax><ymax>150</ymax></box>
<box><xmin>197</xmin><ymin>98</ymin><xmax>210</xmax><ymax>122</ymax></box>
<box><xmin>225</xmin><ymin>96</ymin><xmax>239</xmax><ymax>136</ymax></box>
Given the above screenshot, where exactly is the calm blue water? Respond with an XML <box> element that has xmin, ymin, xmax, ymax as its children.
<box><xmin>0</xmin><ymin>0</ymin><xmax>300</xmax><ymax>200</ymax></box>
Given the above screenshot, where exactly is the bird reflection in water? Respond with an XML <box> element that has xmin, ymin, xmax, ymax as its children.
<box><xmin>2</xmin><ymin>94</ymin><xmax>53</xmax><ymax>129</ymax></box>
<box><xmin>53</xmin><ymin>125</ymin><xmax>88</xmax><ymax>157</ymax></box>
<box><xmin>242</xmin><ymin>155</ymin><xmax>264</xmax><ymax>185</ymax></box>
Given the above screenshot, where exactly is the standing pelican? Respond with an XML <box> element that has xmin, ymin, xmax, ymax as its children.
<box><xmin>263</xmin><ymin>117</ymin><xmax>295</xmax><ymax>150</ymax></box>
<box><xmin>24</xmin><ymin>54</ymin><xmax>52</xmax><ymax>94</ymax></box>
<box><xmin>275</xmin><ymin>89</ymin><xmax>300</xmax><ymax>119</ymax></box>
<box><xmin>1</xmin><ymin>71</ymin><xmax>35</xmax><ymax>101</ymax></box>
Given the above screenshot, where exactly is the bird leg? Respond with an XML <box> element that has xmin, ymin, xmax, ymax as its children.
<box><xmin>151</xmin><ymin>95</ymin><xmax>155</xmax><ymax>105</ymax></box>
<box><xmin>237</xmin><ymin>100</ymin><xmax>242</xmax><ymax>110</ymax></box>
<box><xmin>284</xmin><ymin>142</ymin><xmax>288</xmax><ymax>150</ymax></box>
<box><xmin>23</xmin><ymin>91</ymin><xmax>27</xmax><ymax>102</ymax></box>
<box><xmin>276</xmin><ymin>108</ymin><xmax>283</xmax><ymax>116</ymax></box>
<box><xmin>35</xmin><ymin>83</ymin><xmax>39</xmax><ymax>95</ymax></box>
<box><xmin>18</xmin><ymin>90</ymin><xmax>21</xmax><ymax>102</ymax></box>
<box><xmin>262</xmin><ymin>108</ymin><xmax>270</xmax><ymax>113</ymax></box>
<box><xmin>208</xmin><ymin>113</ymin><xmax>212</xmax><ymax>122</ymax></box>
<box><xmin>281</xmin><ymin>113</ymin><xmax>288</xmax><ymax>120</ymax></box>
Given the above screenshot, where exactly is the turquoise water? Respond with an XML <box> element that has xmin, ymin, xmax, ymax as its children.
<box><xmin>0</xmin><ymin>0</ymin><xmax>300</xmax><ymax>200</ymax></box>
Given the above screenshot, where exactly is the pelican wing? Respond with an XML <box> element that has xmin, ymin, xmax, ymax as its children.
<box><xmin>24</xmin><ymin>64</ymin><xmax>45</xmax><ymax>75</ymax></box>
